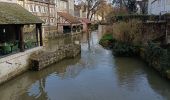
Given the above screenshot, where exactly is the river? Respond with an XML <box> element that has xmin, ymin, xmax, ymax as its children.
<box><xmin>0</xmin><ymin>31</ymin><xmax>170</xmax><ymax>100</ymax></box>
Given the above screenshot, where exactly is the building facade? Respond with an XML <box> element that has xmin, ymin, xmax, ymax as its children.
<box><xmin>18</xmin><ymin>0</ymin><xmax>57</xmax><ymax>38</ymax></box>
<box><xmin>17</xmin><ymin>0</ymin><xmax>76</xmax><ymax>37</ymax></box>
<box><xmin>148</xmin><ymin>0</ymin><xmax>170</xmax><ymax>15</ymax></box>
<box><xmin>56</xmin><ymin>0</ymin><xmax>74</xmax><ymax>15</ymax></box>
<box><xmin>0</xmin><ymin>1</ymin><xmax>43</xmax><ymax>84</ymax></box>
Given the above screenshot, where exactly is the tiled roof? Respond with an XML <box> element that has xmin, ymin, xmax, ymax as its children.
<box><xmin>0</xmin><ymin>2</ymin><xmax>43</xmax><ymax>24</ymax></box>
<box><xmin>58</xmin><ymin>12</ymin><xmax>80</xmax><ymax>24</ymax></box>
<box><xmin>81</xmin><ymin>18</ymin><xmax>91</xmax><ymax>24</ymax></box>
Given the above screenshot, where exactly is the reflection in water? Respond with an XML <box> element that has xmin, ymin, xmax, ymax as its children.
<box><xmin>0</xmin><ymin>31</ymin><xmax>170</xmax><ymax>100</ymax></box>
<box><xmin>44</xmin><ymin>34</ymin><xmax>81</xmax><ymax>52</ymax></box>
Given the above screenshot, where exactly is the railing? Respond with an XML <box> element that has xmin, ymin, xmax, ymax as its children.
<box><xmin>0</xmin><ymin>41</ymin><xmax>40</xmax><ymax>58</ymax></box>
<box><xmin>0</xmin><ymin>41</ymin><xmax>20</xmax><ymax>58</ymax></box>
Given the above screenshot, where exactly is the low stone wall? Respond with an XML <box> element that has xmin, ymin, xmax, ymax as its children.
<box><xmin>30</xmin><ymin>44</ymin><xmax>81</xmax><ymax>71</ymax></box>
<box><xmin>0</xmin><ymin>47</ymin><xmax>43</xmax><ymax>84</ymax></box>
<box><xmin>47</xmin><ymin>32</ymin><xmax>82</xmax><ymax>39</ymax></box>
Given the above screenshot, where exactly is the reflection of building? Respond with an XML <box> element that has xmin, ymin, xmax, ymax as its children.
<box><xmin>148</xmin><ymin>0</ymin><xmax>170</xmax><ymax>15</ymax></box>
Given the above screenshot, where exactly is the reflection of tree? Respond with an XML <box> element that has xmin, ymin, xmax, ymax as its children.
<box><xmin>115</xmin><ymin>57</ymin><xmax>146</xmax><ymax>89</ymax></box>
<box><xmin>45</xmin><ymin>34</ymin><xmax>80</xmax><ymax>51</ymax></box>
<box><xmin>115</xmin><ymin>57</ymin><xmax>170</xmax><ymax>99</ymax></box>
<box><xmin>36</xmin><ymin>78</ymin><xmax>48</xmax><ymax>100</ymax></box>
<box><xmin>87</xmin><ymin>31</ymin><xmax>91</xmax><ymax>50</ymax></box>
<box><xmin>144</xmin><ymin>66</ymin><xmax>170</xmax><ymax>100</ymax></box>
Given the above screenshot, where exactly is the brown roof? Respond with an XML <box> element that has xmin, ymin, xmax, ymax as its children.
<box><xmin>58</xmin><ymin>12</ymin><xmax>80</xmax><ymax>24</ymax></box>
<box><xmin>0</xmin><ymin>2</ymin><xmax>43</xmax><ymax>24</ymax></box>
<box><xmin>81</xmin><ymin>18</ymin><xmax>91</xmax><ymax>24</ymax></box>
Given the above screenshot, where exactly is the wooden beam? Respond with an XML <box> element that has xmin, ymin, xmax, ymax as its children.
<box><xmin>38</xmin><ymin>24</ymin><xmax>43</xmax><ymax>46</ymax></box>
<box><xmin>19</xmin><ymin>25</ymin><xmax>24</xmax><ymax>52</ymax></box>
<box><xmin>36</xmin><ymin>25</ymin><xmax>39</xmax><ymax>46</ymax></box>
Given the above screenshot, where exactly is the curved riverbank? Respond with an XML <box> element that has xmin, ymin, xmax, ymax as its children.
<box><xmin>0</xmin><ymin>31</ymin><xmax>170</xmax><ymax>100</ymax></box>
<box><xmin>99</xmin><ymin>33</ymin><xmax>170</xmax><ymax>80</ymax></box>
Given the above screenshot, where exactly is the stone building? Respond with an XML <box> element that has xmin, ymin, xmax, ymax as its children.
<box><xmin>0</xmin><ymin>1</ymin><xmax>43</xmax><ymax>84</ymax></box>
<box><xmin>56</xmin><ymin>0</ymin><xmax>74</xmax><ymax>15</ymax></box>
<box><xmin>56</xmin><ymin>0</ymin><xmax>81</xmax><ymax>34</ymax></box>
<box><xmin>18</xmin><ymin>0</ymin><xmax>79</xmax><ymax>37</ymax></box>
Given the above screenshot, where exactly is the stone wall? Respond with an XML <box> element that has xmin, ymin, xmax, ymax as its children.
<box><xmin>0</xmin><ymin>47</ymin><xmax>43</xmax><ymax>84</ymax></box>
<box><xmin>30</xmin><ymin>44</ymin><xmax>81</xmax><ymax>71</ymax></box>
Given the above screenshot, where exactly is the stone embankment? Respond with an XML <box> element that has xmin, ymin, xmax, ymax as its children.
<box><xmin>30</xmin><ymin>44</ymin><xmax>81</xmax><ymax>71</ymax></box>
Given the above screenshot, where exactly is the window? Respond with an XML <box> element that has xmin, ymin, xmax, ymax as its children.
<box><xmin>33</xmin><ymin>5</ymin><xmax>36</xmax><ymax>12</ymax></box>
<box><xmin>30</xmin><ymin>5</ymin><xmax>33</xmax><ymax>12</ymax></box>
<box><xmin>38</xmin><ymin>6</ymin><xmax>41</xmax><ymax>12</ymax></box>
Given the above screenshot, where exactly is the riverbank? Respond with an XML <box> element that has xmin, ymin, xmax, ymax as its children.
<box><xmin>30</xmin><ymin>43</ymin><xmax>81</xmax><ymax>71</ymax></box>
<box><xmin>0</xmin><ymin>31</ymin><xmax>170</xmax><ymax>100</ymax></box>
<box><xmin>99</xmin><ymin>33</ymin><xmax>170</xmax><ymax>80</ymax></box>
<box><xmin>0</xmin><ymin>33</ymin><xmax>81</xmax><ymax>85</ymax></box>
<box><xmin>0</xmin><ymin>47</ymin><xmax>43</xmax><ymax>85</ymax></box>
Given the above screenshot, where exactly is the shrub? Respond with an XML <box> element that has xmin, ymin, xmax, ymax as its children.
<box><xmin>144</xmin><ymin>42</ymin><xmax>170</xmax><ymax>74</ymax></box>
<box><xmin>99</xmin><ymin>34</ymin><xmax>114</xmax><ymax>48</ymax></box>
<box><xmin>113</xmin><ymin>19</ymin><xmax>142</xmax><ymax>45</ymax></box>
<box><xmin>91</xmin><ymin>23</ymin><xmax>98</xmax><ymax>31</ymax></box>
<box><xmin>112</xmin><ymin>41</ymin><xmax>140</xmax><ymax>57</ymax></box>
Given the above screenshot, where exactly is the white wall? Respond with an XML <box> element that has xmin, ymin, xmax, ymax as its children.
<box><xmin>55</xmin><ymin>0</ymin><xmax>74</xmax><ymax>15</ymax></box>
<box><xmin>0</xmin><ymin>47</ymin><xmax>42</xmax><ymax>84</ymax></box>
<box><xmin>56</xmin><ymin>0</ymin><xmax>68</xmax><ymax>12</ymax></box>
<box><xmin>148</xmin><ymin>0</ymin><xmax>170</xmax><ymax>15</ymax></box>
<box><xmin>0</xmin><ymin>0</ymin><xmax>17</xmax><ymax>3</ymax></box>
<box><xmin>68</xmin><ymin>0</ymin><xmax>74</xmax><ymax>15</ymax></box>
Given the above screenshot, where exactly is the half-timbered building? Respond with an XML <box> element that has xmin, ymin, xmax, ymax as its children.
<box><xmin>18</xmin><ymin>0</ymin><xmax>57</xmax><ymax>38</ymax></box>
<box><xmin>57</xmin><ymin>12</ymin><xmax>81</xmax><ymax>34</ymax></box>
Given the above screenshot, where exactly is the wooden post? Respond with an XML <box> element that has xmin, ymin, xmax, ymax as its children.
<box><xmin>71</xmin><ymin>24</ymin><xmax>73</xmax><ymax>34</ymax></box>
<box><xmin>76</xmin><ymin>25</ymin><xmax>78</xmax><ymax>33</ymax></box>
<box><xmin>19</xmin><ymin>25</ymin><xmax>24</xmax><ymax>52</ymax></box>
<box><xmin>38</xmin><ymin>24</ymin><xmax>43</xmax><ymax>46</ymax></box>
<box><xmin>36</xmin><ymin>25</ymin><xmax>39</xmax><ymax>46</ymax></box>
<box><xmin>15</xmin><ymin>25</ymin><xmax>19</xmax><ymax>41</ymax></box>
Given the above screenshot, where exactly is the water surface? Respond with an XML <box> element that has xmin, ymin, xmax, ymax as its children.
<box><xmin>0</xmin><ymin>31</ymin><xmax>170</xmax><ymax>100</ymax></box>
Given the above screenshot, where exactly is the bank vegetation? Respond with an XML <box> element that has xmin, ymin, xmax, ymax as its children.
<box><xmin>99</xmin><ymin>15</ymin><xmax>170</xmax><ymax>79</ymax></box>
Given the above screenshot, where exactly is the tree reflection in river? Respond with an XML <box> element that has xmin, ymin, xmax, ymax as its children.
<box><xmin>0</xmin><ymin>31</ymin><xmax>170</xmax><ymax>100</ymax></box>
<box><xmin>115</xmin><ymin>57</ymin><xmax>170</xmax><ymax>100</ymax></box>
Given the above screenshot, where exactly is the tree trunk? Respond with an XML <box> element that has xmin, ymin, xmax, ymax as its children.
<box><xmin>90</xmin><ymin>13</ymin><xmax>94</xmax><ymax>21</ymax></box>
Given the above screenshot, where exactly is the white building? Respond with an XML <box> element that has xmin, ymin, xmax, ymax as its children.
<box><xmin>148</xmin><ymin>0</ymin><xmax>170</xmax><ymax>15</ymax></box>
<box><xmin>0</xmin><ymin>0</ymin><xmax>17</xmax><ymax>3</ymax></box>
<box><xmin>56</xmin><ymin>0</ymin><xmax>74</xmax><ymax>15</ymax></box>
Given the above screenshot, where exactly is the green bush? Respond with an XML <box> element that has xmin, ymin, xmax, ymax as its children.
<box><xmin>90</xmin><ymin>24</ymin><xmax>98</xmax><ymax>31</ymax></box>
<box><xmin>99</xmin><ymin>34</ymin><xmax>114</xmax><ymax>48</ymax></box>
<box><xmin>112</xmin><ymin>41</ymin><xmax>140</xmax><ymax>57</ymax></box>
<box><xmin>143</xmin><ymin>42</ymin><xmax>170</xmax><ymax>75</ymax></box>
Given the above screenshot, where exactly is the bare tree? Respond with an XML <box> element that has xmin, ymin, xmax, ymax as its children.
<box><xmin>137</xmin><ymin>0</ymin><xmax>148</xmax><ymax>14</ymax></box>
<box><xmin>96</xmin><ymin>2</ymin><xmax>113</xmax><ymax>20</ymax></box>
<box><xmin>86</xmin><ymin>0</ymin><xmax>104</xmax><ymax>20</ymax></box>
<box><xmin>112</xmin><ymin>0</ymin><xmax>138</xmax><ymax>14</ymax></box>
